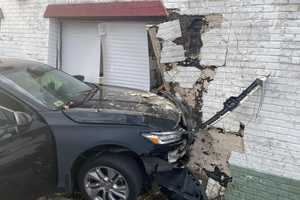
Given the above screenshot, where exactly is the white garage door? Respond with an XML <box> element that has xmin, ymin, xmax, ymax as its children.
<box><xmin>104</xmin><ymin>22</ymin><xmax>150</xmax><ymax>91</ymax></box>
<box><xmin>62</xmin><ymin>21</ymin><xmax>101</xmax><ymax>83</ymax></box>
<box><xmin>61</xmin><ymin>21</ymin><xmax>150</xmax><ymax>91</ymax></box>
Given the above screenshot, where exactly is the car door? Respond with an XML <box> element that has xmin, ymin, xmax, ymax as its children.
<box><xmin>0</xmin><ymin>90</ymin><xmax>57</xmax><ymax>200</ymax></box>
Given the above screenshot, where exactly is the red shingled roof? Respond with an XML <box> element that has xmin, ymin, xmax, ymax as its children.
<box><xmin>44</xmin><ymin>1</ymin><xmax>167</xmax><ymax>19</ymax></box>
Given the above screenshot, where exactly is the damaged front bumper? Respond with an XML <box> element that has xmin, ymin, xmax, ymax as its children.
<box><xmin>157</xmin><ymin>168</ymin><xmax>207</xmax><ymax>200</ymax></box>
<box><xmin>142</xmin><ymin>132</ymin><xmax>208</xmax><ymax>200</ymax></box>
<box><xmin>142</xmin><ymin>157</ymin><xmax>207</xmax><ymax>200</ymax></box>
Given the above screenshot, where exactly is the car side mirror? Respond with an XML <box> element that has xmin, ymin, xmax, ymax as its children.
<box><xmin>14</xmin><ymin>112</ymin><xmax>33</xmax><ymax>131</ymax></box>
<box><xmin>73</xmin><ymin>75</ymin><xmax>85</xmax><ymax>82</ymax></box>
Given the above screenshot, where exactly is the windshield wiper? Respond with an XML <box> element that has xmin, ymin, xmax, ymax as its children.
<box><xmin>82</xmin><ymin>87</ymin><xmax>98</xmax><ymax>102</ymax></box>
<box><xmin>64</xmin><ymin>87</ymin><xmax>99</xmax><ymax>109</ymax></box>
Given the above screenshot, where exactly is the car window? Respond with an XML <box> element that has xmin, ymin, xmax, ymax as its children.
<box><xmin>1</xmin><ymin>64</ymin><xmax>92</xmax><ymax>110</ymax></box>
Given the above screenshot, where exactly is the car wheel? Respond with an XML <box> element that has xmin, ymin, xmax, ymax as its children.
<box><xmin>78</xmin><ymin>153</ymin><xmax>143</xmax><ymax>200</ymax></box>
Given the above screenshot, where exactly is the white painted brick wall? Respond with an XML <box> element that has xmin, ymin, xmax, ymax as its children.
<box><xmin>0</xmin><ymin>0</ymin><xmax>131</xmax><ymax>65</ymax></box>
<box><xmin>0</xmin><ymin>0</ymin><xmax>53</xmax><ymax>63</ymax></box>
<box><xmin>163</xmin><ymin>0</ymin><xmax>300</xmax><ymax>181</ymax></box>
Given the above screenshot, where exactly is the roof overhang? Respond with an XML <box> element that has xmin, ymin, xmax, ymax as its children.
<box><xmin>44</xmin><ymin>1</ymin><xmax>168</xmax><ymax>21</ymax></box>
<box><xmin>0</xmin><ymin>8</ymin><xmax>4</xmax><ymax>19</ymax></box>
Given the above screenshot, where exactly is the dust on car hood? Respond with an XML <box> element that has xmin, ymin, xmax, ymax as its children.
<box><xmin>63</xmin><ymin>85</ymin><xmax>182</xmax><ymax>130</ymax></box>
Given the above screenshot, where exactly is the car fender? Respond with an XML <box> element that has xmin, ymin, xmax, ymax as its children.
<box><xmin>44</xmin><ymin>113</ymin><xmax>154</xmax><ymax>192</ymax></box>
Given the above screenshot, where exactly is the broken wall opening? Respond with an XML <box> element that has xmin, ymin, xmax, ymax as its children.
<box><xmin>147</xmin><ymin>9</ymin><xmax>247</xmax><ymax>200</ymax></box>
<box><xmin>149</xmin><ymin>10</ymin><xmax>218</xmax><ymax>129</ymax></box>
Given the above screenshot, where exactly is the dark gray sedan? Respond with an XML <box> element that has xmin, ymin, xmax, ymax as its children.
<box><xmin>0</xmin><ymin>58</ymin><xmax>199</xmax><ymax>200</ymax></box>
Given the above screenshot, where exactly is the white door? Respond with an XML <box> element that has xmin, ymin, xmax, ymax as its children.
<box><xmin>62</xmin><ymin>21</ymin><xmax>101</xmax><ymax>83</ymax></box>
<box><xmin>104</xmin><ymin>22</ymin><xmax>150</xmax><ymax>91</ymax></box>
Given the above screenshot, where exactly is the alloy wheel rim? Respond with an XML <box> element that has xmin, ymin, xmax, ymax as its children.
<box><xmin>84</xmin><ymin>166</ymin><xmax>129</xmax><ymax>200</ymax></box>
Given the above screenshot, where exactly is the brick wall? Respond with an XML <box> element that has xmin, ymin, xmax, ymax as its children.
<box><xmin>0</xmin><ymin>0</ymin><xmax>53</xmax><ymax>63</ymax></box>
<box><xmin>0</xmin><ymin>0</ymin><xmax>124</xmax><ymax>65</ymax></box>
<box><xmin>163</xmin><ymin>0</ymin><xmax>300</xmax><ymax>199</ymax></box>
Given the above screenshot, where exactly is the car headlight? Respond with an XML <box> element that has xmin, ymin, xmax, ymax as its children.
<box><xmin>142</xmin><ymin>131</ymin><xmax>183</xmax><ymax>145</ymax></box>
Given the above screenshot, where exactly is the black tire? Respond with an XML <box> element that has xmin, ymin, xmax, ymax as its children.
<box><xmin>78</xmin><ymin>153</ymin><xmax>144</xmax><ymax>200</ymax></box>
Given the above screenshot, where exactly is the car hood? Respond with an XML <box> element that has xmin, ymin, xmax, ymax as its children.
<box><xmin>63</xmin><ymin>85</ymin><xmax>182</xmax><ymax>130</ymax></box>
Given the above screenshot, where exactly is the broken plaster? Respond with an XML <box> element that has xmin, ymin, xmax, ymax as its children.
<box><xmin>150</xmin><ymin>9</ymin><xmax>251</xmax><ymax>200</ymax></box>
<box><xmin>156</xmin><ymin>19</ymin><xmax>182</xmax><ymax>41</ymax></box>
<box><xmin>154</xmin><ymin>10</ymin><xmax>220</xmax><ymax>127</ymax></box>
<box><xmin>160</xmin><ymin>41</ymin><xmax>186</xmax><ymax>64</ymax></box>
<box><xmin>164</xmin><ymin>66</ymin><xmax>202</xmax><ymax>88</ymax></box>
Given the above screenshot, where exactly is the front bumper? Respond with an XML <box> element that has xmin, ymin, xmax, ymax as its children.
<box><xmin>146</xmin><ymin>131</ymin><xmax>195</xmax><ymax>164</ymax></box>
<box><xmin>157</xmin><ymin>168</ymin><xmax>208</xmax><ymax>200</ymax></box>
<box><xmin>141</xmin><ymin>132</ymin><xmax>207</xmax><ymax>200</ymax></box>
<box><xmin>142</xmin><ymin>157</ymin><xmax>207</xmax><ymax>200</ymax></box>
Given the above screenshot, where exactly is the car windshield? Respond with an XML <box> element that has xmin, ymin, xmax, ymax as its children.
<box><xmin>1</xmin><ymin>64</ymin><xmax>92</xmax><ymax>110</ymax></box>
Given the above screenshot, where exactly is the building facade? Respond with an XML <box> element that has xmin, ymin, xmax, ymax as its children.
<box><xmin>0</xmin><ymin>0</ymin><xmax>167</xmax><ymax>90</ymax></box>
<box><xmin>162</xmin><ymin>0</ymin><xmax>300</xmax><ymax>199</ymax></box>
<box><xmin>1</xmin><ymin>0</ymin><xmax>300</xmax><ymax>199</ymax></box>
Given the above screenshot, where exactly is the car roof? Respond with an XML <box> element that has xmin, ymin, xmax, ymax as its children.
<box><xmin>0</xmin><ymin>58</ymin><xmax>43</xmax><ymax>73</ymax></box>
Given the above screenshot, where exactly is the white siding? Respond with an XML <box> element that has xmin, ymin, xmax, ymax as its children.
<box><xmin>61</xmin><ymin>21</ymin><xmax>101</xmax><ymax>83</ymax></box>
<box><xmin>104</xmin><ymin>22</ymin><xmax>150</xmax><ymax>91</ymax></box>
<box><xmin>0</xmin><ymin>0</ymin><xmax>151</xmax><ymax>91</ymax></box>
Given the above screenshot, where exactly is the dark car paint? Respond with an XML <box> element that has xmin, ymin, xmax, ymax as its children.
<box><xmin>63</xmin><ymin>85</ymin><xmax>182</xmax><ymax>131</ymax></box>
<box><xmin>0</xmin><ymin>59</ymin><xmax>188</xmax><ymax>199</ymax></box>
<box><xmin>42</xmin><ymin>111</ymin><xmax>156</xmax><ymax>191</ymax></box>
<box><xmin>0</xmin><ymin>90</ymin><xmax>57</xmax><ymax>200</ymax></box>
